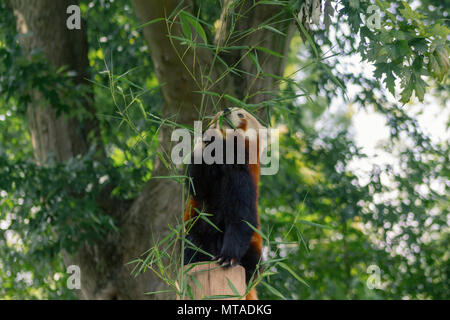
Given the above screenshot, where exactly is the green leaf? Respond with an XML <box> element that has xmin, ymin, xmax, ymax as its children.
<box><xmin>400</xmin><ymin>74</ymin><xmax>414</xmax><ymax>103</ymax></box>
<box><xmin>226</xmin><ymin>277</ymin><xmax>240</xmax><ymax>296</ymax></box>
<box><xmin>296</xmin><ymin>219</ymin><xmax>332</xmax><ymax>229</ymax></box>
<box><xmin>399</xmin><ymin>1</ymin><xmax>425</xmax><ymax>21</ymax></box>
<box><xmin>261</xmin><ymin>281</ymin><xmax>286</xmax><ymax>299</ymax></box>
<box><xmin>144</xmin><ymin>289</ymin><xmax>173</xmax><ymax>295</ymax></box>
<box><xmin>136</xmin><ymin>98</ymin><xmax>147</xmax><ymax>120</ymax></box>
<box><xmin>409</xmin><ymin>38</ymin><xmax>428</xmax><ymax>55</ymax></box>
<box><xmin>137</xmin><ymin>17</ymin><xmax>165</xmax><ymax>29</ymax></box>
<box><xmin>179</xmin><ymin>13</ymin><xmax>192</xmax><ymax>40</ymax></box>
<box><xmin>255</xmin><ymin>46</ymin><xmax>283</xmax><ymax>58</ymax></box>
<box><xmin>181</xmin><ymin>11</ymin><xmax>207</xmax><ymax>44</ymax></box>
<box><xmin>374</xmin><ymin>62</ymin><xmax>399</xmax><ymax>95</ymax></box>
<box><xmin>393</xmin><ymin>40</ymin><xmax>412</xmax><ymax>60</ymax></box>
<box><xmin>414</xmin><ymin>75</ymin><xmax>426</xmax><ymax>102</ymax></box>
<box><xmin>427</xmin><ymin>46</ymin><xmax>449</xmax><ymax>82</ymax></box>
<box><xmin>194</xmin><ymin>209</ymin><xmax>222</xmax><ymax>233</ymax></box>
<box><xmin>277</xmin><ymin>262</ymin><xmax>310</xmax><ymax>288</ymax></box>
<box><xmin>243</xmin><ymin>220</ymin><xmax>270</xmax><ymax>242</ymax></box>
<box><xmin>436</xmin><ymin>46</ymin><xmax>449</xmax><ymax>68</ymax></box>
<box><xmin>184</xmin><ymin>237</ymin><xmax>215</xmax><ymax>258</ymax></box>
<box><xmin>224</xmin><ymin>94</ymin><xmax>246</xmax><ymax>107</ymax></box>
<box><xmin>261</xmin><ymin>25</ymin><xmax>286</xmax><ymax>36</ymax></box>
<box><xmin>190</xmin><ymin>274</ymin><xmax>202</xmax><ymax>289</ymax></box>
<box><xmin>248</xmin><ymin>52</ymin><xmax>261</xmax><ymax>73</ymax></box>
<box><xmin>412</xmin><ymin>55</ymin><xmax>424</xmax><ymax>73</ymax></box>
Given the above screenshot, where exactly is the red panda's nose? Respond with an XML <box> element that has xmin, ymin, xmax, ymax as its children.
<box><xmin>223</xmin><ymin>107</ymin><xmax>231</xmax><ymax>114</ymax></box>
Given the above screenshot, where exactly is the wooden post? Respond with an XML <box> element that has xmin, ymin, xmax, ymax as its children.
<box><xmin>181</xmin><ymin>263</ymin><xmax>246</xmax><ymax>300</ymax></box>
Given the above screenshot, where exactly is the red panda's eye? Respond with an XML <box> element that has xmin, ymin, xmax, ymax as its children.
<box><xmin>238</xmin><ymin>113</ymin><xmax>245</xmax><ymax>119</ymax></box>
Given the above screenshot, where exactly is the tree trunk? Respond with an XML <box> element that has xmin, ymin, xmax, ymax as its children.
<box><xmin>10</xmin><ymin>0</ymin><xmax>100</xmax><ymax>164</ymax></box>
<box><xmin>9</xmin><ymin>0</ymin><xmax>155</xmax><ymax>299</ymax></box>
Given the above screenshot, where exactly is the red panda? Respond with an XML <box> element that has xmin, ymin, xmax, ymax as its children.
<box><xmin>183</xmin><ymin>107</ymin><xmax>265</xmax><ymax>300</ymax></box>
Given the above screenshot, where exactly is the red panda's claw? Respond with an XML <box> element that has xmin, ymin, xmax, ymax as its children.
<box><xmin>217</xmin><ymin>256</ymin><xmax>230</xmax><ymax>267</ymax></box>
<box><xmin>217</xmin><ymin>256</ymin><xmax>227</xmax><ymax>266</ymax></box>
<box><xmin>217</xmin><ymin>256</ymin><xmax>238</xmax><ymax>268</ymax></box>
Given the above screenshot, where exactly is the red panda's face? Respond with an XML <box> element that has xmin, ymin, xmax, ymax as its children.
<box><xmin>198</xmin><ymin>108</ymin><xmax>267</xmax><ymax>165</ymax></box>
<box><xmin>208</xmin><ymin>108</ymin><xmax>265</xmax><ymax>140</ymax></box>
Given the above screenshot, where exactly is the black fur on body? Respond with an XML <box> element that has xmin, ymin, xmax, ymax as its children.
<box><xmin>183</xmin><ymin>137</ymin><xmax>261</xmax><ymax>283</ymax></box>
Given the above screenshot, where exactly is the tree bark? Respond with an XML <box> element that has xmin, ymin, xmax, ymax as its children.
<box><xmin>9</xmin><ymin>0</ymin><xmax>145</xmax><ymax>299</ymax></box>
<box><xmin>10</xmin><ymin>0</ymin><xmax>294</xmax><ymax>299</ymax></box>
<box><xmin>10</xmin><ymin>0</ymin><xmax>100</xmax><ymax>164</ymax></box>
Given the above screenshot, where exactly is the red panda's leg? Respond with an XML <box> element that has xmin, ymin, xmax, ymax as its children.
<box><xmin>246</xmin><ymin>288</ymin><xmax>258</xmax><ymax>300</ymax></box>
<box><xmin>184</xmin><ymin>196</ymin><xmax>199</xmax><ymax>222</ymax></box>
<box><xmin>243</xmin><ymin>231</ymin><xmax>262</xmax><ymax>300</ymax></box>
<box><xmin>183</xmin><ymin>196</ymin><xmax>205</xmax><ymax>266</ymax></box>
<box><xmin>249</xmin><ymin>230</ymin><xmax>263</xmax><ymax>253</ymax></box>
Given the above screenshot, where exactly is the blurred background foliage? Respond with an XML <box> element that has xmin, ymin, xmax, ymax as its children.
<box><xmin>0</xmin><ymin>0</ymin><xmax>448</xmax><ymax>299</ymax></box>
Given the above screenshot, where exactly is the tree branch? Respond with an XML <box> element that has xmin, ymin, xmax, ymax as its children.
<box><xmin>216</xmin><ymin>0</ymin><xmax>295</xmax><ymax>109</ymax></box>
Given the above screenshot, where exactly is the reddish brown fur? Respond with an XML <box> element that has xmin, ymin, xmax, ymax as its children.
<box><xmin>184</xmin><ymin>197</ymin><xmax>199</xmax><ymax>222</ymax></box>
<box><xmin>245</xmin><ymin>133</ymin><xmax>262</xmax><ymax>300</ymax></box>
<box><xmin>237</xmin><ymin>118</ymin><xmax>248</xmax><ymax>131</ymax></box>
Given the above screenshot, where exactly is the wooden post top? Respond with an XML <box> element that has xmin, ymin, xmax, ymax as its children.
<box><xmin>180</xmin><ymin>263</ymin><xmax>246</xmax><ymax>300</ymax></box>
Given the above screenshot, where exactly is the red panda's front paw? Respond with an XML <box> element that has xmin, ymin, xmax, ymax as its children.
<box><xmin>216</xmin><ymin>253</ymin><xmax>239</xmax><ymax>268</ymax></box>
<box><xmin>217</xmin><ymin>256</ymin><xmax>239</xmax><ymax>268</ymax></box>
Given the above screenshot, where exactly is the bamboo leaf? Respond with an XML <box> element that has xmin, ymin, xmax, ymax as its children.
<box><xmin>255</xmin><ymin>46</ymin><xmax>283</xmax><ymax>58</ymax></box>
<box><xmin>181</xmin><ymin>11</ymin><xmax>207</xmax><ymax>44</ymax></box>
<box><xmin>261</xmin><ymin>281</ymin><xmax>286</xmax><ymax>299</ymax></box>
<box><xmin>226</xmin><ymin>277</ymin><xmax>240</xmax><ymax>296</ymax></box>
<box><xmin>277</xmin><ymin>262</ymin><xmax>310</xmax><ymax>288</ymax></box>
<box><xmin>179</xmin><ymin>13</ymin><xmax>192</xmax><ymax>40</ymax></box>
<box><xmin>261</xmin><ymin>25</ymin><xmax>286</xmax><ymax>36</ymax></box>
<box><xmin>243</xmin><ymin>220</ymin><xmax>270</xmax><ymax>242</ymax></box>
<box><xmin>136</xmin><ymin>98</ymin><xmax>147</xmax><ymax>120</ymax></box>
<box><xmin>296</xmin><ymin>219</ymin><xmax>332</xmax><ymax>229</ymax></box>
<box><xmin>137</xmin><ymin>17</ymin><xmax>165</xmax><ymax>29</ymax></box>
